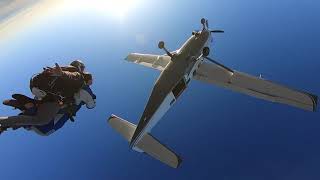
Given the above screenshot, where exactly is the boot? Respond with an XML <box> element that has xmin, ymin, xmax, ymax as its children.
<box><xmin>12</xmin><ymin>94</ymin><xmax>38</xmax><ymax>105</ymax></box>
<box><xmin>0</xmin><ymin>126</ymin><xmax>8</xmax><ymax>134</ymax></box>
<box><xmin>3</xmin><ymin>99</ymin><xmax>25</xmax><ymax>111</ymax></box>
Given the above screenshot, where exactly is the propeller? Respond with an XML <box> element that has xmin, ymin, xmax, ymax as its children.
<box><xmin>205</xmin><ymin>19</ymin><xmax>209</xmax><ymax>29</ymax></box>
<box><xmin>200</xmin><ymin>18</ymin><xmax>224</xmax><ymax>33</ymax></box>
<box><xmin>211</xmin><ymin>30</ymin><xmax>224</xmax><ymax>33</ymax></box>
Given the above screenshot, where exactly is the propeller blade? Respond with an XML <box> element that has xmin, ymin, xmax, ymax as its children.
<box><xmin>210</xmin><ymin>30</ymin><xmax>224</xmax><ymax>33</ymax></box>
<box><xmin>204</xmin><ymin>57</ymin><xmax>233</xmax><ymax>72</ymax></box>
<box><xmin>206</xmin><ymin>20</ymin><xmax>209</xmax><ymax>29</ymax></box>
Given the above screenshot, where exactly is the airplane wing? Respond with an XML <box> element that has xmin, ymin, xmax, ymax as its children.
<box><xmin>125</xmin><ymin>53</ymin><xmax>171</xmax><ymax>71</ymax></box>
<box><xmin>194</xmin><ymin>60</ymin><xmax>318</xmax><ymax>111</ymax></box>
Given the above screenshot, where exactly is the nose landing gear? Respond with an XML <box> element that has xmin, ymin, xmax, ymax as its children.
<box><xmin>158</xmin><ymin>41</ymin><xmax>174</xmax><ymax>58</ymax></box>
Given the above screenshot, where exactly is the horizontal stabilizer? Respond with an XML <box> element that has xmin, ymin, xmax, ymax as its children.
<box><xmin>135</xmin><ymin>133</ymin><xmax>182</xmax><ymax>168</ymax></box>
<box><xmin>108</xmin><ymin>115</ymin><xmax>182</xmax><ymax>168</ymax></box>
<box><xmin>108</xmin><ymin>114</ymin><xmax>136</xmax><ymax>141</ymax></box>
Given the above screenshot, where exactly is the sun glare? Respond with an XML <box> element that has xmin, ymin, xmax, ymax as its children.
<box><xmin>62</xmin><ymin>0</ymin><xmax>141</xmax><ymax>20</ymax></box>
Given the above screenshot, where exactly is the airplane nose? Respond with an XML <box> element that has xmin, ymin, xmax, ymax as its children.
<box><xmin>201</xmin><ymin>30</ymin><xmax>209</xmax><ymax>37</ymax></box>
<box><xmin>200</xmin><ymin>30</ymin><xmax>210</xmax><ymax>41</ymax></box>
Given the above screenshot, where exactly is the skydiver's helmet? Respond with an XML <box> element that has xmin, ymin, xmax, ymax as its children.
<box><xmin>83</xmin><ymin>72</ymin><xmax>93</xmax><ymax>86</ymax></box>
<box><xmin>70</xmin><ymin>60</ymin><xmax>85</xmax><ymax>72</ymax></box>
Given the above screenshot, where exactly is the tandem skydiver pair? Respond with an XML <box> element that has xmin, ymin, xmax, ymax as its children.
<box><xmin>0</xmin><ymin>60</ymin><xmax>96</xmax><ymax>135</ymax></box>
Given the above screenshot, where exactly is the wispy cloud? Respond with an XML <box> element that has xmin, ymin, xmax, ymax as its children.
<box><xmin>0</xmin><ymin>0</ymin><xmax>62</xmax><ymax>44</ymax></box>
<box><xmin>0</xmin><ymin>0</ymin><xmax>40</xmax><ymax>24</ymax></box>
<box><xmin>135</xmin><ymin>33</ymin><xmax>148</xmax><ymax>46</ymax></box>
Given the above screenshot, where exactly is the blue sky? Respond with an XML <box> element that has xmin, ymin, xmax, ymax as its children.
<box><xmin>0</xmin><ymin>0</ymin><xmax>320</xmax><ymax>179</ymax></box>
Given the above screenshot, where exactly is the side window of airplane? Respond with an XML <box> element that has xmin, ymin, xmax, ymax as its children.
<box><xmin>172</xmin><ymin>78</ymin><xmax>187</xmax><ymax>100</ymax></box>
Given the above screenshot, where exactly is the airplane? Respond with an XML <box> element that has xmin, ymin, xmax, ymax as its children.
<box><xmin>108</xmin><ymin>18</ymin><xmax>318</xmax><ymax>168</ymax></box>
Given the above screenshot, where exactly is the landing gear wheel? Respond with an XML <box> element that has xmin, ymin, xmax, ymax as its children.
<box><xmin>202</xmin><ymin>47</ymin><xmax>210</xmax><ymax>57</ymax></box>
<box><xmin>158</xmin><ymin>41</ymin><xmax>165</xmax><ymax>49</ymax></box>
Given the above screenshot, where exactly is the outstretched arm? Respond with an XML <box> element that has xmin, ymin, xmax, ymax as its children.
<box><xmin>74</xmin><ymin>87</ymin><xmax>96</xmax><ymax>109</ymax></box>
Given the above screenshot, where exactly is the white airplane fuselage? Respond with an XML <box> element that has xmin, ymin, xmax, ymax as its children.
<box><xmin>130</xmin><ymin>30</ymin><xmax>211</xmax><ymax>147</ymax></box>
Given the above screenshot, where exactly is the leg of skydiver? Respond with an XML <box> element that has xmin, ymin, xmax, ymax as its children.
<box><xmin>12</xmin><ymin>94</ymin><xmax>38</xmax><ymax>105</ymax></box>
<box><xmin>3</xmin><ymin>94</ymin><xmax>38</xmax><ymax>111</ymax></box>
<box><xmin>0</xmin><ymin>102</ymin><xmax>60</xmax><ymax>127</ymax></box>
<box><xmin>3</xmin><ymin>99</ymin><xmax>25</xmax><ymax>111</ymax></box>
<box><xmin>2</xmin><ymin>95</ymin><xmax>39</xmax><ymax>131</ymax></box>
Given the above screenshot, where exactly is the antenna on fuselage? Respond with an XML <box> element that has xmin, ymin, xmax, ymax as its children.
<box><xmin>158</xmin><ymin>41</ymin><xmax>173</xmax><ymax>58</ymax></box>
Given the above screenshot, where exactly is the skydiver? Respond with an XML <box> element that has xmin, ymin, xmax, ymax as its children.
<box><xmin>0</xmin><ymin>61</ymin><xmax>93</xmax><ymax>129</ymax></box>
<box><xmin>30</xmin><ymin>60</ymin><xmax>87</xmax><ymax>101</ymax></box>
<box><xmin>1</xmin><ymin>83</ymin><xmax>96</xmax><ymax>135</ymax></box>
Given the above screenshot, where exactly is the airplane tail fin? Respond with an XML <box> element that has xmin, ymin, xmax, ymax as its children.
<box><xmin>108</xmin><ymin>114</ymin><xmax>182</xmax><ymax>168</ymax></box>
